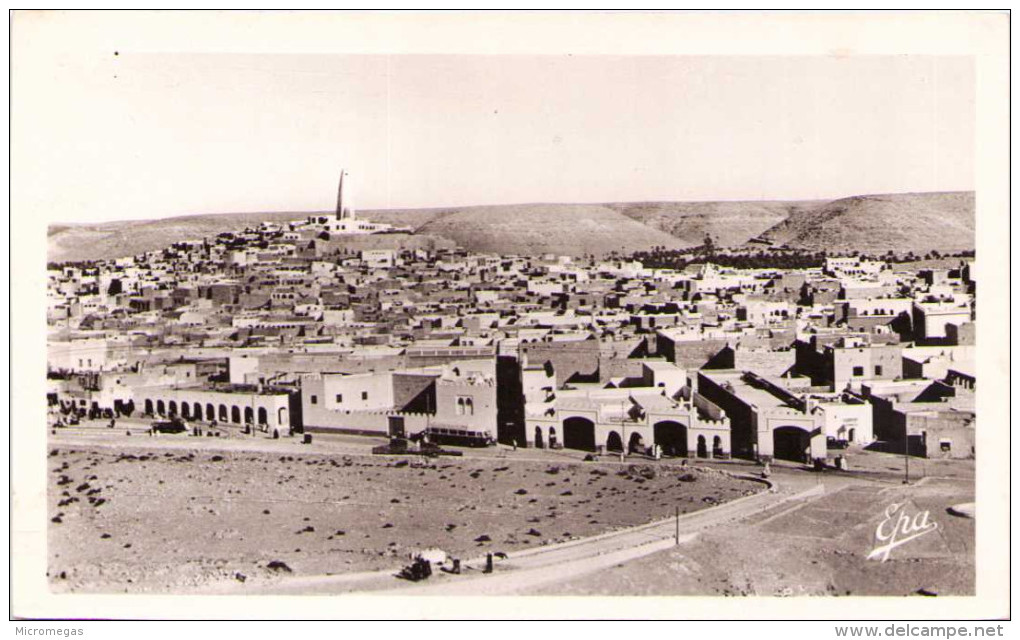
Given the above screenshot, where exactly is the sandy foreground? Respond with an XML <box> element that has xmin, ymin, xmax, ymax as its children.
<box><xmin>532</xmin><ymin>475</ymin><xmax>976</xmax><ymax>597</ymax></box>
<box><xmin>47</xmin><ymin>441</ymin><xmax>761</xmax><ymax>594</ymax></box>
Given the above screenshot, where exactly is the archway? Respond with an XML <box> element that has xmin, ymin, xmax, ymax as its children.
<box><xmin>168</xmin><ymin>400</ymin><xmax>177</xmax><ymax>416</ymax></box>
<box><xmin>181</xmin><ymin>403</ymin><xmax>191</xmax><ymax>419</ymax></box>
<box><xmin>697</xmin><ymin>435</ymin><xmax>708</xmax><ymax>458</ymax></box>
<box><xmin>713</xmin><ymin>435</ymin><xmax>724</xmax><ymax>457</ymax></box>
<box><xmin>773</xmin><ymin>426</ymin><xmax>812</xmax><ymax>463</ymax></box>
<box><xmin>218</xmin><ymin>404</ymin><xmax>228</xmax><ymax>422</ymax></box>
<box><xmin>562</xmin><ymin>416</ymin><xmax>596</xmax><ymax>451</ymax></box>
<box><xmin>278</xmin><ymin>407</ymin><xmax>288</xmax><ymax>426</ymax></box>
<box><xmin>548</xmin><ymin>427</ymin><xmax>558</xmax><ymax>448</ymax></box>
<box><xmin>606</xmin><ymin>430</ymin><xmax>623</xmax><ymax>452</ymax></box>
<box><xmin>206</xmin><ymin>403</ymin><xmax>216</xmax><ymax>421</ymax></box>
<box><xmin>534</xmin><ymin>426</ymin><xmax>545</xmax><ymax>449</ymax></box>
<box><xmin>257</xmin><ymin>407</ymin><xmax>268</xmax><ymax>425</ymax></box>
<box><xmin>244</xmin><ymin>407</ymin><xmax>254</xmax><ymax>424</ymax></box>
<box><xmin>231</xmin><ymin>406</ymin><xmax>241</xmax><ymax>424</ymax></box>
<box><xmin>145</xmin><ymin>399</ymin><xmax>154</xmax><ymax>415</ymax></box>
<box><xmin>156</xmin><ymin>399</ymin><xmax>165</xmax><ymax>416</ymax></box>
<box><xmin>628</xmin><ymin>432</ymin><xmax>645</xmax><ymax>454</ymax></box>
<box><xmin>653</xmin><ymin>420</ymin><xmax>688</xmax><ymax>456</ymax></box>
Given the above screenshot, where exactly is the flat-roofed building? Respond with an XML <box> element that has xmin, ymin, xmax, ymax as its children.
<box><xmin>696</xmin><ymin>369</ymin><xmax>828</xmax><ymax>463</ymax></box>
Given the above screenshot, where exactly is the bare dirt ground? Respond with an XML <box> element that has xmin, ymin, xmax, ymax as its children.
<box><xmin>532</xmin><ymin>459</ymin><xmax>975</xmax><ymax>597</ymax></box>
<box><xmin>46</xmin><ymin>438</ymin><xmax>760</xmax><ymax>594</ymax></box>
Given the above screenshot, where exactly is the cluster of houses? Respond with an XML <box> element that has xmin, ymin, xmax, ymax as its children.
<box><xmin>47</xmin><ymin>196</ymin><xmax>977</xmax><ymax>463</ymax></box>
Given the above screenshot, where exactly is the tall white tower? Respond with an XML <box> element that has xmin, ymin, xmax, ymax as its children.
<box><xmin>335</xmin><ymin>169</ymin><xmax>356</xmax><ymax>220</ymax></box>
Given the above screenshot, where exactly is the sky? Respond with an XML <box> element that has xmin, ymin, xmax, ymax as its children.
<box><xmin>15</xmin><ymin>48</ymin><xmax>974</xmax><ymax>223</ymax></box>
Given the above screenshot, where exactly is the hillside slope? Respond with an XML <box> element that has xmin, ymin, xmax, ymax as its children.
<box><xmin>608</xmin><ymin>200</ymin><xmax>825</xmax><ymax>248</ymax></box>
<box><xmin>414</xmin><ymin>203</ymin><xmax>697</xmax><ymax>257</ymax></box>
<box><xmin>752</xmin><ymin>191</ymin><xmax>975</xmax><ymax>253</ymax></box>
<box><xmin>46</xmin><ymin>191</ymin><xmax>976</xmax><ymax>263</ymax></box>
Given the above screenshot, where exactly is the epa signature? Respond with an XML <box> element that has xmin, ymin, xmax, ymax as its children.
<box><xmin>866</xmin><ymin>502</ymin><xmax>938</xmax><ymax>563</ymax></box>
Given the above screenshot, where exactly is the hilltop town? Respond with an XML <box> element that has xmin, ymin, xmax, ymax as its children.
<box><xmin>44</xmin><ymin>172</ymin><xmax>978</xmax><ymax>595</ymax></box>
<box><xmin>47</xmin><ymin>173</ymin><xmax>977</xmax><ymax>462</ymax></box>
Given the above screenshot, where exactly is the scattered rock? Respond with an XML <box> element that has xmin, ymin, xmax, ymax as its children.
<box><xmin>266</xmin><ymin>560</ymin><xmax>292</xmax><ymax>573</ymax></box>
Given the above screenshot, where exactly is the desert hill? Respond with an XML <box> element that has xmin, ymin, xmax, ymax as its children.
<box><xmin>751</xmin><ymin>191</ymin><xmax>975</xmax><ymax>254</ymax></box>
<box><xmin>608</xmin><ymin>200</ymin><xmax>826</xmax><ymax>248</ymax></box>
<box><xmin>46</xmin><ymin>191</ymin><xmax>974</xmax><ymax>264</ymax></box>
<box><xmin>414</xmin><ymin>203</ymin><xmax>697</xmax><ymax>257</ymax></box>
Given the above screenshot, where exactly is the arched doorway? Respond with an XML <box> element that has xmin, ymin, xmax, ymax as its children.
<box><xmin>562</xmin><ymin>417</ymin><xmax>596</xmax><ymax>451</ymax></box>
<box><xmin>628</xmin><ymin>432</ymin><xmax>644</xmax><ymax>454</ymax></box>
<box><xmin>244</xmin><ymin>407</ymin><xmax>254</xmax><ymax>424</ymax></box>
<box><xmin>773</xmin><ymin>426</ymin><xmax>812</xmax><ymax>462</ymax></box>
<box><xmin>181</xmin><ymin>403</ymin><xmax>191</xmax><ymax>419</ymax></box>
<box><xmin>697</xmin><ymin>435</ymin><xmax>708</xmax><ymax>458</ymax></box>
<box><xmin>278</xmin><ymin>407</ymin><xmax>288</xmax><ymax>426</ymax></box>
<box><xmin>713</xmin><ymin>435</ymin><xmax>724</xmax><ymax>457</ymax></box>
<box><xmin>653</xmin><ymin>421</ymin><xmax>688</xmax><ymax>456</ymax></box>
<box><xmin>218</xmin><ymin>404</ymin><xmax>228</xmax><ymax>422</ymax></box>
<box><xmin>168</xmin><ymin>400</ymin><xmax>177</xmax><ymax>416</ymax></box>
<box><xmin>156</xmin><ymin>399</ymin><xmax>165</xmax><ymax>416</ymax></box>
<box><xmin>257</xmin><ymin>407</ymin><xmax>268</xmax><ymax>425</ymax></box>
<box><xmin>145</xmin><ymin>399</ymin><xmax>154</xmax><ymax>415</ymax></box>
<box><xmin>231</xmin><ymin>406</ymin><xmax>241</xmax><ymax>424</ymax></box>
<box><xmin>206</xmin><ymin>403</ymin><xmax>216</xmax><ymax>421</ymax></box>
<box><xmin>548</xmin><ymin>427</ymin><xmax>558</xmax><ymax>448</ymax></box>
<box><xmin>534</xmin><ymin>426</ymin><xmax>545</xmax><ymax>449</ymax></box>
<box><xmin>606</xmin><ymin>430</ymin><xmax>623</xmax><ymax>452</ymax></box>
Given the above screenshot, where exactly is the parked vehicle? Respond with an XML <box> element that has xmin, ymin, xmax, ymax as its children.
<box><xmin>416</xmin><ymin>427</ymin><xmax>495</xmax><ymax>448</ymax></box>
<box><xmin>151</xmin><ymin>417</ymin><xmax>188</xmax><ymax>434</ymax></box>
<box><xmin>827</xmin><ymin>436</ymin><xmax>849</xmax><ymax>450</ymax></box>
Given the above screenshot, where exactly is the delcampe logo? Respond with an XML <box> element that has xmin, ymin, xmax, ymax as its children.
<box><xmin>866</xmin><ymin>502</ymin><xmax>939</xmax><ymax>563</ymax></box>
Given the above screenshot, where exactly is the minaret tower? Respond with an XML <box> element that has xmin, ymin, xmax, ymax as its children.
<box><xmin>336</xmin><ymin>169</ymin><xmax>355</xmax><ymax>220</ymax></box>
